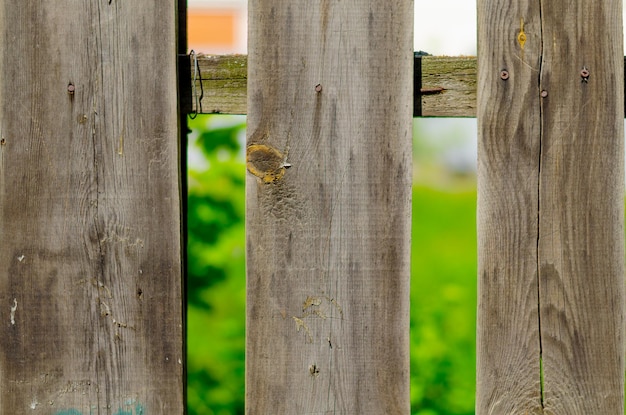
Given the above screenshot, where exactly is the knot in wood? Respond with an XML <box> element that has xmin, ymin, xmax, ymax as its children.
<box><xmin>246</xmin><ymin>144</ymin><xmax>289</xmax><ymax>183</ymax></box>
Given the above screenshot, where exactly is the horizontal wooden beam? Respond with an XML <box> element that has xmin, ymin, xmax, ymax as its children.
<box><xmin>191</xmin><ymin>54</ymin><xmax>248</xmax><ymax>116</ymax></box>
<box><xmin>191</xmin><ymin>54</ymin><xmax>477</xmax><ymax>117</ymax></box>
<box><xmin>190</xmin><ymin>54</ymin><xmax>626</xmax><ymax>118</ymax></box>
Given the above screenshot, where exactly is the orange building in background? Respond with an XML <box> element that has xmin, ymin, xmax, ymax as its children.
<box><xmin>188</xmin><ymin>0</ymin><xmax>247</xmax><ymax>54</ymax></box>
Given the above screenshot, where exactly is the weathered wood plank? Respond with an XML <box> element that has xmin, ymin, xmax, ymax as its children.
<box><xmin>477</xmin><ymin>1</ymin><xmax>625</xmax><ymax>414</ymax></box>
<box><xmin>421</xmin><ymin>56</ymin><xmax>477</xmax><ymax>117</ymax></box>
<box><xmin>194</xmin><ymin>54</ymin><xmax>476</xmax><ymax>117</ymax></box>
<box><xmin>538</xmin><ymin>1</ymin><xmax>624</xmax><ymax>413</ymax></box>
<box><xmin>0</xmin><ymin>2</ymin><xmax>183</xmax><ymax>414</ymax></box>
<box><xmin>476</xmin><ymin>2</ymin><xmax>543</xmax><ymax>413</ymax></box>
<box><xmin>246</xmin><ymin>1</ymin><xmax>412</xmax><ymax>413</ymax></box>
<box><xmin>194</xmin><ymin>54</ymin><xmax>248</xmax><ymax>115</ymax></box>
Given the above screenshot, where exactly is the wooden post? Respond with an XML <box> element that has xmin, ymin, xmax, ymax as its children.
<box><xmin>246</xmin><ymin>1</ymin><xmax>413</xmax><ymax>413</ymax></box>
<box><xmin>0</xmin><ymin>2</ymin><xmax>183</xmax><ymax>414</ymax></box>
<box><xmin>477</xmin><ymin>1</ymin><xmax>624</xmax><ymax>413</ymax></box>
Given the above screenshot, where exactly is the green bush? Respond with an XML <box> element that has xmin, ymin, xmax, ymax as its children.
<box><xmin>187</xmin><ymin>116</ymin><xmax>246</xmax><ymax>415</ymax></box>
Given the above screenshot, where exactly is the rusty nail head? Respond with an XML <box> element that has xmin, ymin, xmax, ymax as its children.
<box><xmin>315</xmin><ymin>84</ymin><xmax>322</xmax><ymax>92</ymax></box>
<box><xmin>67</xmin><ymin>83</ymin><xmax>75</xmax><ymax>94</ymax></box>
<box><xmin>541</xmin><ymin>90</ymin><xmax>548</xmax><ymax>98</ymax></box>
<box><xmin>581</xmin><ymin>68</ymin><xmax>590</xmax><ymax>78</ymax></box>
<box><xmin>500</xmin><ymin>70</ymin><xmax>509</xmax><ymax>80</ymax></box>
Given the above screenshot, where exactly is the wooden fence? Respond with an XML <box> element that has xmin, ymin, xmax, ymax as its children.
<box><xmin>190</xmin><ymin>55</ymin><xmax>477</xmax><ymax>117</ymax></box>
<box><xmin>477</xmin><ymin>1</ymin><xmax>624</xmax><ymax>413</ymax></box>
<box><xmin>244</xmin><ymin>1</ymin><xmax>413</xmax><ymax>412</ymax></box>
<box><xmin>0</xmin><ymin>1</ymin><xmax>183</xmax><ymax>414</ymax></box>
<box><xmin>1</xmin><ymin>0</ymin><xmax>624</xmax><ymax>414</ymax></box>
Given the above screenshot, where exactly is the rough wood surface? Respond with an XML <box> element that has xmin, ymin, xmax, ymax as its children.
<box><xmin>0</xmin><ymin>2</ymin><xmax>183</xmax><ymax>414</ymax></box>
<box><xmin>476</xmin><ymin>3</ymin><xmax>543</xmax><ymax>413</ymax></box>
<box><xmin>421</xmin><ymin>56</ymin><xmax>476</xmax><ymax>117</ymax></box>
<box><xmin>538</xmin><ymin>1</ymin><xmax>624</xmax><ymax>413</ymax></box>
<box><xmin>194</xmin><ymin>54</ymin><xmax>248</xmax><ymax>115</ymax></box>
<box><xmin>194</xmin><ymin>54</ymin><xmax>475</xmax><ymax>117</ymax></box>
<box><xmin>246</xmin><ymin>1</ymin><xmax>412</xmax><ymax>413</ymax></box>
<box><xmin>477</xmin><ymin>1</ymin><xmax>624</xmax><ymax>414</ymax></box>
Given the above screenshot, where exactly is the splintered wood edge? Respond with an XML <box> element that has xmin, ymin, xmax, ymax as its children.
<box><xmin>192</xmin><ymin>54</ymin><xmax>477</xmax><ymax>117</ymax></box>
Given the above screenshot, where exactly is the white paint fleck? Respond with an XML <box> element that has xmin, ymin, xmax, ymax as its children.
<box><xmin>30</xmin><ymin>399</ymin><xmax>38</xmax><ymax>409</ymax></box>
<box><xmin>10</xmin><ymin>298</ymin><xmax>17</xmax><ymax>325</ymax></box>
<box><xmin>17</xmin><ymin>255</ymin><xmax>25</xmax><ymax>262</ymax></box>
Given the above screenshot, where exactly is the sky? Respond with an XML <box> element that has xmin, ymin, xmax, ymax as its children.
<box><xmin>414</xmin><ymin>1</ymin><xmax>477</xmax><ymax>56</ymax></box>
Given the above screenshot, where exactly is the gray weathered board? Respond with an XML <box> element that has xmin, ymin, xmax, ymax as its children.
<box><xmin>246</xmin><ymin>0</ymin><xmax>412</xmax><ymax>413</ymax></box>
<box><xmin>192</xmin><ymin>54</ymin><xmax>626</xmax><ymax>120</ymax></box>
<box><xmin>0</xmin><ymin>2</ymin><xmax>183</xmax><ymax>413</ymax></box>
<box><xmin>477</xmin><ymin>1</ymin><xmax>624</xmax><ymax>414</ymax></box>
<box><xmin>193</xmin><ymin>54</ymin><xmax>476</xmax><ymax>117</ymax></box>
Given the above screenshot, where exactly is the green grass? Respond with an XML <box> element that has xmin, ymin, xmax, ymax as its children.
<box><xmin>410</xmin><ymin>185</ymin><xmax>477</xmax><ymax>415</ymax></box>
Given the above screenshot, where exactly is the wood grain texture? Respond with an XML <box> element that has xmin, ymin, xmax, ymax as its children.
<box><xmin>477</xmin><ymin>1</ymin><xmax>625</xmax><ymax>414</ymax></box>
<box><xmin>538</xmin><ymin>1</ymin><xmax>624</xmax><ymax>413</ymax></box>
<box><xmin>421</xmin><ymin>57</ymin><xmax>477</xmax><ymax>117</ymax></box>
<box><xmin>194</xmin><ymin>54</ymin><xmax>248</xmax><ymax>115</ymax></box>
<box><xmin>476</xmin><ymin>2</ymin><xmax>543</xmax><ymax>413</ymax></box>
<box><xmin>0</xmin><ymin>2</ymin><xmax>183</xmax><ymax>414</ymax></box>
<box><xmin>246</xmin><ymin>1</ymin><xmax>412</xmax><ymax>413</ymax></box>
<box><xmin>193</xmin><ymin>54</ymin><xmax>476</xmax><ymax>117</ymax></box>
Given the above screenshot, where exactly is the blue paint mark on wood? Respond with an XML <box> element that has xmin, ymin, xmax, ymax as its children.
<box><xmin>55</xmin><ymin>402</ymin><xmax>144</xmax><ymax>415</ymax></box>
<box><xmin>55</xmin><ymin>410</ymin><xmax>82</xmax><ymax>415</ymax></box>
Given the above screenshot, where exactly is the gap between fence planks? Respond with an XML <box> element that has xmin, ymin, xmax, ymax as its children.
<box><xmin>192</xmin><ymin>54</ymin><xmax>476</xmax><ymax>117</ymax></box>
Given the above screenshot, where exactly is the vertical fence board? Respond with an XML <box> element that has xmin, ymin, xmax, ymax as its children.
<box><xmin>477</xmin><ymin>1</ymin><xmax>625</xmax><ymax>414</ymax></box>
<box><xmin>538</xmin><ymin>1</ymin><xmax>624</xmax><ymax>413</ymax></box>
<box><xmin>476</xmin><ymin>2</ymin><xmax>543</xmax><ymax>413</ymax></box>
<box><xmin>0</xmin><ymin>2</ymin><xmax>183</xmax><ymax>414</ymax></box>
<box><xmin>246</xmin><ymin>1</ymin><xmax>413</xmax><ymax>413</ymax></box>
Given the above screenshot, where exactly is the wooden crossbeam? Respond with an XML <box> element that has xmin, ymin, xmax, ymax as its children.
<box><xmin>190</xmin><ymin>54</ymin><xmax>477</xmax><ymax>117</ymax></box>
<box><xmin>190</xmin><ymin>54</ymin><xmax>626</xmax><ymax>118</ymax></box>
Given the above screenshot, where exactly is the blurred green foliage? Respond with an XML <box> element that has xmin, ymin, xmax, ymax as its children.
<box><xmin>187</xmin><ymin>115</ymin><xmax>477</xmax><ymax>415</ymax></box>
<box><xmin>410</xmin><ymin>186</ymin><xmax>476</xmax><ymax>415</ymax></box>
<box><xmin>187</xmin><ymin>116</ymin><xmax>246</xmax><ymax>415</ymax></box>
